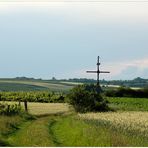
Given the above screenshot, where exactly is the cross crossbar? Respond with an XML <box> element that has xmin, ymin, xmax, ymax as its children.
<box><xmin>86</xmin><ymin>56</ymin><xmax>110</xmax><ymax>85</ymax></box>
<box><xmin>86</xmin><ymin>71</ymin><xmax>110</xmax><ymax>73</ymax></box>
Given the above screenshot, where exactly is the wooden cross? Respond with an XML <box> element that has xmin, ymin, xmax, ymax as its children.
<box><xmin>86</xmin><ymin>56</ymin><xmax>110</xmax><ymax>86</ymax></box>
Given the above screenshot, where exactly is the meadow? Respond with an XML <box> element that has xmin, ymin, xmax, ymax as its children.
<box><xmin>0</xmin><ymin>81</ymin><xmax>148</xmax><ymax>146</ymax></box>
<box><xmin>0</xmin><ymin>99</ymin><xmax>148</xmax><ymax>146</ymax></box>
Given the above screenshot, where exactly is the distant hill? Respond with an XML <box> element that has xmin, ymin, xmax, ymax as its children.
<box><xmin>0</xmin><ymin>77</ymin><xmax>147</xmax><ymax>92</ymax></box>
<box><xmin>0</xmin><ymin>78</ymin><xmax>74</xmax><ymax>92</ymax></box>
<box><xmin>100</xmin><ymin>77</ymin><xmax>148</xmax><ymax>88</ymax></box>
<box><xmin>62</xmin><ymin>77</ymin><xmax>148</xmax><ymax>88</ymax></box>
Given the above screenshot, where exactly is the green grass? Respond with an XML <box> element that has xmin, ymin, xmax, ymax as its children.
<box><xmin>0</xmin><ymin>115</ymin><xmax>22</xmax><ymax>135</ymax></box>
<box><xmin>0</xmin><ymin>100</ymin><xmax>148</xmax><ymax>147</ymax></box>
<box><xmin>51</xmin><ymin>115</ymin><xmax>111</xmax><ymax>146</ymax></box>
<box><xmin>8</xmin><ymin>116</ymin><xmax>55</xmax><ymax>147</ymax></box>
<box><xmin>50</xmin><ymin>115</ymin><xmax>148</xmax><ymax>146</ymax></box>
<box><xmin>107</xmin><ymin>97</ymin><xmax>148</xmax><ymax>111</ymax></box>
<box><xmin>1</xmin><ymin>113</ymin><xmax>148</xmax><ymax>147</ymax></box>
<box><xmin>0</xmin><ymin>115</ymin><xmax>23</xmax><ymax>146</ymax></box>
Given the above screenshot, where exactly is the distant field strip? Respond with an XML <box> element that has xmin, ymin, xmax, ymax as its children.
<box><xmin>0</xmin><ymin>80</ymin><xmax>73</xmax><ymax>91</ymax></box>
<box><xmin>60</xmin><ymin>81</ymin><xmax>83</xmax><ymax>85</ymax></box>
<box><xmin>79</xmin><ymin>111</ymin><xmax>148</xmax><ymax>138</ymax></box>
<box><xmin>26</xmin><ymin>103</ymin><xmax>70</xmax><ymax>115</ymax></box>
<box><xmin>1</xmin><ymin>101</ymin><xmax>70</xmax><ymax>115</ymax></box>
<box><xmin>0</xmin><ymin>82</ymin><xmax>47</xmax><ymax>91</ymax></box>
<box><xmin>108</xmin><ymin>97</ymin><xmax>148</xmax><ymax>111</ymax></box>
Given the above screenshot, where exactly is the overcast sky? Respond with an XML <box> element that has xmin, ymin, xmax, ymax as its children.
<box><xmin>0</xmin><ymin>1</ymin><xmax>148</xmax><ymax>80</ymax></box>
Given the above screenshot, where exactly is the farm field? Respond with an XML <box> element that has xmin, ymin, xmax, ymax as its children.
<box><xmin>107</xmin><ymin>97</ymin><xmax>148</xmax><ymax>111</ymax></box>
<box><xmin>0</xmin><ymin>78</ymin><xmax>144</xmax><ymax>92</ymax></box>
<box><xmin>0</xmin><ymin>101</ymin><xmax>70</xmax><ymax>116</ymax></box>
<box><xmin>79</xmin><ymin>111</ymin><xmax>148</xmax><ymax>146</ymax></box>
<box><xmin>0</xmin><ymin>79</ymin><xmax>74</xmax><ymax>92</ymax></box>
<box><xmin>0</xmin><ymin>100</ymin><xmax>148</xmax><ymax>146</ymax></box>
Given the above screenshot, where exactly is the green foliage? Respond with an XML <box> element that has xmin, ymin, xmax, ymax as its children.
<box><xmin>68</xmin><ymin>84</ymin><xmax>109</xmax><ymax>113</ymax></box>
<box><xmin>51</xmin><ymin>115</ymin><xmax>148</xmax><ymax>146</ymax></box>
<box><xmin>105</xmin><ymin>87</ymin><xmax>148</xmax><ymax>98</ymax></box>
<box><xmin>0</xmin><ymin>91</ymin><xmax>66</xmax><ymax>103</ymax></box>
<box><xmin>0</xmin><ymin>103</ymin><xmax>22</xmax><ymax>116</ymax></box>
<box><xmin>0</xmin><ymin>138</ymin><xmax>11</xmax><ymax>146</ymax></box>
<box><xmin>0</xmin><ymin>112</ymin><xmax>35</xmax><ymax>146</ymax></box>
<box><xmin>108</xmin><ymin>97</ymin><xmax>148</xmax><ymax>111</ymax></box>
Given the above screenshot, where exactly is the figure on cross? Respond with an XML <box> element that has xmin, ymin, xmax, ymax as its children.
<box><xmin>86</xmin><ymin>56</ymin><xmax>110</xmax><ymax>86</ymax></box>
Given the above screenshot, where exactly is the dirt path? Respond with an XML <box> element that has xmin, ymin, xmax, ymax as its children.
<box><xmin>8</xmin><ymin>116</ymin><xmax>56</xmax><ymax>147</ymax></box>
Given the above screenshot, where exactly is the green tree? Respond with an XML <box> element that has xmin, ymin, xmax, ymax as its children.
<box><xmin>68</xmin><ymin>84</ymin><xmax>109</xmax><ymax>113</ymax></box>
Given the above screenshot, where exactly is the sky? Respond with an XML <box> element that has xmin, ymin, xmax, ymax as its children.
<box><xmin>0</xmin><ymin>0</ymin><xmax>148</xmax><ymax>80</ymax></box>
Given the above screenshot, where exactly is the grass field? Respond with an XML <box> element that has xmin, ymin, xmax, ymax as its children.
<box><xmin>2</xmin><ymin>112</ymin><xmax>147</xmax><ymax>147</ymax></box>
<box><xmin>0</xmin><ymin>101</ymin><xmax>70</xmax><ymax>116</ymax></box>
<box><xmin>108</xmin><ymin>97</ymin><xmax>148</xmax><ymax>111</ymax></box>
<box><xmin>23</xmin><ymin>102</ymin><xmax>70</xmax><ymax>116</ymax></box>
<box><xmin>0</xmin><ymin>98</ymin><xmax>148</xmax><ymax>146</ymax></box>
<box><xmin>8</xmin><ymin>116</ymin><xmax>55</xmax><ymax>147</ymax></box>
<box><xmin>79</xmin><ymin>112</ymin><xmax>148</xmax><ymax>136</ymax></box>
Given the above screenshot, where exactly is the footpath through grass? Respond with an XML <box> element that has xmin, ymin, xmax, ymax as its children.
<box><xmin>8</xmin><ymin>116</ymin><xmax>55</xmax><ymax>147</ymax></box>
<box><xmin>1</xmin><ymin>100</ymin><xmax>148</xmax><ymax>147</ymax></box>
<box><xmin>1</xmin><ymin>113</ymin><xmax>148</xmax><ymax>147</ymax></box>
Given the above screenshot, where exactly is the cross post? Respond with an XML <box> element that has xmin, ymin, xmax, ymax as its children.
<box><xmin>86</xmin><ymin>56</ymin><xmax>110</xmax><ymax>86</ymax></box>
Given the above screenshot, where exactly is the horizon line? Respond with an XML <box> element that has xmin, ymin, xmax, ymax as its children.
<box><xmin>1</xmin><ymin>1</ymin><xmax>148</xmax><ymax>2</ymax></box>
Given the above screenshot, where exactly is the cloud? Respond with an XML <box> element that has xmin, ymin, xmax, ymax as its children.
<box><xmin>104</xmin><ymin>57</ymin><xmax>148</xmax><ymax>80</ymax></box>
<box><xmin>0</xmin><ymin>1</ymin><xmax>148</xmax><ymax>25</ymax></box>
<box><xmin>63</xmin><ymin>57</ymin><xmax>148</xmax><ymax>80</ymax></box>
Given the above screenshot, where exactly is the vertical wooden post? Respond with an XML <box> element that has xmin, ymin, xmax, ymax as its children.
<box><xmin>18</xmin><ymin>101</ymin><xmax>21</xmax><ymax>106</ymax></box>
<box><xmin>24</xmin><ymin>100</ymin><xmax>28</xmax><ymax>112</ymax></box>
<box><xmin>7</xmin><ymin>105</ymin><xmax>10</xmax><ymax>115</ymax></box>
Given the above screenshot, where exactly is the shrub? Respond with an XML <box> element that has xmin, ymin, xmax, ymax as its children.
<box><xmin>0</xmin><ymin>103</ymin><xmax>22</xmax><ymax>116</ymax></box>
<box><xmin>105</xmin><ymin>87</ymin><xmax>148</xmax><ymax>98</ymax></box>
<box><xmin>68</xmin><ymin>84</ymin><xmax>109</xmax><ymax>113</ymax></box>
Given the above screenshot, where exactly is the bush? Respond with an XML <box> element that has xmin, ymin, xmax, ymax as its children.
<box><xmin>68</xmin><ymin>84</ymin><xmax>109</xmax><ymax>113</ymax></box>
<box><xmin>105</xmin><ymin>87</ymin><xmax>148</xmax><ymax>98</ymax></box>
<box><xmin>0</xmin><ymin>103</ymin><xmax>22</xmax><ymax>116</ymax></box>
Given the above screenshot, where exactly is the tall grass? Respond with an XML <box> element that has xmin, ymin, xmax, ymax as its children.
<box><xmin>0</xmin><ymin>115</ymin><xmax>23</xmax><ymax>146</ymax></box>
<box><xmin>50</xmin><ymin>114</ymin><xmax>148</xmax><ymax>146</ymax></box>
<box><xmin>79</xmin><ymin>112</ymin><xmax>148</xmax><ymax>146</ymax></box>
<box><xmin>1</xmin><ymin>101</ymin><xmax>148</xmax><ymax>147</ymax></box>
<box><xmin>8</xmin><ymin>116</ymin><xmax>55</xmax><ymax>147</ymax></box>
<box><xmin>0</xmin><ymin>116</ymin><xmax>22</xmax><ymax>135</ymax></box>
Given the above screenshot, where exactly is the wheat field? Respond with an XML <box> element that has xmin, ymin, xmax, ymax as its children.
<box><xmin>79</xmin><ymin>111</ymin><xmax>148</xmax><ymax>138</ymax></box>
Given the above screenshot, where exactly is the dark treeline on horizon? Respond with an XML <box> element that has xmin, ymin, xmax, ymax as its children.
<box><xmin>0</xmin><ymin>77</ymin><xmax>148</xmax><ymax>88</ymax></box>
